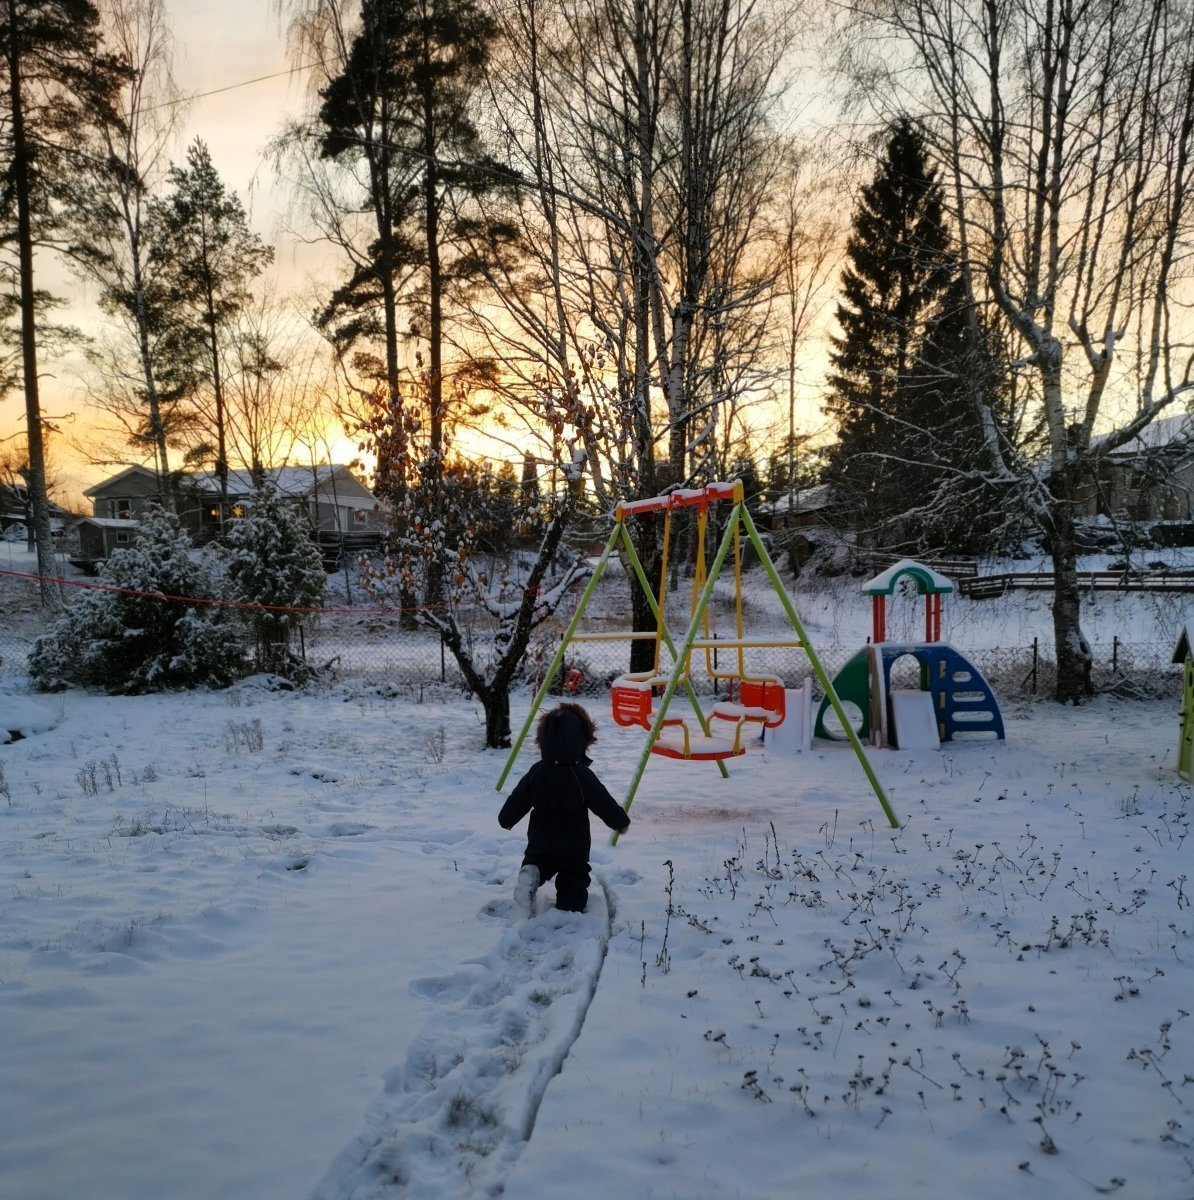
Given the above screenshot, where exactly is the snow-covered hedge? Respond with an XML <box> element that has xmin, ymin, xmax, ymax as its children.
<box><xmin>29</xmin><ymin>508</ymin><xmax>245</xmax><ymax>693</ymax></box>
<box><xmin>223</xmin><ymin>484</ymin><xmax>326</xmax><ymax>677</ymax></box>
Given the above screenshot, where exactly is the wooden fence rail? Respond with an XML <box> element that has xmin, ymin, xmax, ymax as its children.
<box><xmin>959</xmin><ymin>568</ymin><xmax>1194</xmax><ymax>599</ymax></box>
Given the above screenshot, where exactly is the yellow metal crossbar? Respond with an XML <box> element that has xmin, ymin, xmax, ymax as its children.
<box><xmin>688</xmin><ymin>638</ymin><xmax>805</xmax><ymax>649</ymax></box>
<box><xmin>569</xmin><ymin>631</ymin><xmax>665</xmax><ymax>642</ymax></box>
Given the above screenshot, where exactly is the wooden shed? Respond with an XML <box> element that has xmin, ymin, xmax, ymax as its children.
<box><xmin>69</xmin><ymin>518</ymin><xmax>139</xmax><ymax>573</ymax></box>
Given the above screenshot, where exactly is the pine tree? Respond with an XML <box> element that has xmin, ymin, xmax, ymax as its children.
<box><xmin>148</xmin><ymin>140</ymin><xmax>274</xmax><ymax>503</ymax></box>
<box><xmin>1</xmin><ymin>0</ymin><xmax>130</xmax><ymax>593</ymax></box>
<box><xmin>823</xmin><ymin>119</ymin><xmax>978</xmax><ymax>552</ymax></box>
<box><xmin>315</xmin><ymin>0</ymin><xmax>517</xmax><ymax>604</ymax></box>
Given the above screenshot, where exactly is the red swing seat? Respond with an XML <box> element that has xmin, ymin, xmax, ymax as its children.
<box><xmin>610</xmin><ymin>676</ymin><xmax>660</xmax><ymax>729</ymax></box>
<box><xmin>610</xmin><ymin>675</ymin><xmax>747</xmax><ymax>761</ymax></box>
<box><xmin>710</xmin><ymin>678</ymin><xmax>787</xmax><ymax>729</ymax></box>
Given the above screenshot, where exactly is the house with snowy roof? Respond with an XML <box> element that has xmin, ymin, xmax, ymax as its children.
<box><xmin>756</xmin><ymin>484</ymin><xmax>833</xmax><ymax>532</ymax></box>
<box><xmin>79</xmin><ymin>464</ymin><xmax>384</xmax><ymax>564</ymax></box>
<box><xmin>1085</xmin><ymin>413</ymin><xmax>1194</xmax><ymax>522</ymax></box>
<box><xmin>0</xmin><ymin>482</ymin><xmax>69</xmax><ymax>540</ymax></box>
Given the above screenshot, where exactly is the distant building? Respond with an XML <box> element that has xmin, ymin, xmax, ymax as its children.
<box><xmin>84</xmin><ymin>464</ymin><xmax>384</xmax><ymax>540</ymax></box>
<box><xmin>1085</xmin><ymin>414</ymin><xmax>1194</xmax><ymax>522</ymax></box>
<box><xmin>71</xmin><ymin>517</ymin><xmax>140</xmax><ymax>566</ymax></box>
<box><xmin>75</xmin><ymin>464</ymin><xmax>385</xmax><ymax>568</ymax></box>
<box><xmin>0</xmin><ymin>482</ymin><xmax>69</xmax><ymax>541</ymax></box>
<box><xmin>757</xmin><ymin>484</ymin><xmax>833</xmax><ymax>532</ymax></box>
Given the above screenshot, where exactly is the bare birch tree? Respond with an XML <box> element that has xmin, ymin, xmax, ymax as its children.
<box><xmin>765</xmin><ymin>137</ymin><xmax>840</xmax><ymax>516</ymax></box>
<box><xmin>840</xmin><ymin>0</ymin><xmax>1194</xmax><ymax>702</ymax></box>
<box><xmin>482</xmin><ymin>0</ymin><xmax>793</xmax><ymax>667</ymax></box>
<box><xmin>506</xmin><ymin>0</ymin><xmax>790</xmax><ymax>491</ymax></box>
<box><xmin>219</xmin><ymin>292</ymin><xmax>335</xmax><ymax>478</ymax></box>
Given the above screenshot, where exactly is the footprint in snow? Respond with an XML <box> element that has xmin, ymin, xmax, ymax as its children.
<box><xmin>311</xmin><ymin>875</ymin><xmax>612</xmax><ymax>1200</ymax></box>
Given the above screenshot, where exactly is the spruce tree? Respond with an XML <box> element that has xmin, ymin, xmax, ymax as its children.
<box><xmin>823</xmin><ymin>119</ymin><xmax>979</xmax><ymax>552</ymax></box>
<box><xmin>906</xmin><ymin>276</ymin><xmax>1013</xmax><ymax>552</ymax></box>
<box><xmin>29</xmin><ymin>507</ymin><xmax>244</xmax><ymax>692</ymax></box>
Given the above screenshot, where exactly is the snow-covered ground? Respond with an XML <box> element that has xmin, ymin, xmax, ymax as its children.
<box><xmin>2</xmin><ymin>671</ymin><xmax>1193</xmax><ymax>1199</ymax></box>
<box><xmin>3</xmin><ymin>540</ymin><xmax>1194</xmax><ymax>1197</ymax></box>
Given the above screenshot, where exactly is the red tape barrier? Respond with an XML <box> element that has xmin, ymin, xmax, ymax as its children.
<box><xmin>0</xmin><ymin>567</ymin><xmax>508</xmax><ymax>617</ymax></box>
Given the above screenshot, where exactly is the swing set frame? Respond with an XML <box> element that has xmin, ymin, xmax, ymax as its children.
<box><xmin>494</xmin><ymin>480</ymin><xmax>899</xmax><ymax>835</ymax></box>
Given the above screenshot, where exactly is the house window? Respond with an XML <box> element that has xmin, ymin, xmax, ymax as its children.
<box><xmin>116</xmin><ymin>531</ymin><xmax>131</xmax><ymax>545</ymax></box>
<box><xmin>107</xmin><ymin>499</ymin><xmax>132</xmax><ymax>520</ymax></box>
<box><xmin>230</xmin><ymin>503</ymin><xmax>245</xmax><ymax>519</ymax></box>
<box><xmin>353</xmin><ymin>508</ymin><xmax>369</xmax><ymax>526</ymax></box>
<box><xmin>207</xmin><ymin>506</ymin><xmax>221</xmax><ymax>522</ymax></box>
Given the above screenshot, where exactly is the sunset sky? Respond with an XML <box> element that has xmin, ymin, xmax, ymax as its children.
<box><xmin>168</xmin><ymin>1</ymin><xmax>293</xmax><ymax>220</ymax></box>
<box><xmin>0</xmin><ymin>1</ymin><xmax>320</xmax><ymax>505</ymax></box>
<box><xmin>1</xmin><ymin>0</ymin><xmax>828</xmax><ymax>508</ymax></box>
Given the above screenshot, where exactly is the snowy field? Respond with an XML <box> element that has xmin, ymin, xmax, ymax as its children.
<box><xmin>2</xmin><ymin>670</ymin><xmax>1194</xmax><ymax>1199</ymax></box>
<box><xmin>3</xmin><ymin>539</ymin><xmax>1194</xmax><ymax>1197</ymax></box>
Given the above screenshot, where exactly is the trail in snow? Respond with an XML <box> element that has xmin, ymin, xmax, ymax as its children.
<box><xmin>312</xmin><ymin>872</ymin><xmax>616</xmax><ymax>1200</ymax></box>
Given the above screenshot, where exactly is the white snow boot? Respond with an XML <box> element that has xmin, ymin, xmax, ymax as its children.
<box><xmin>514</xmin><ymin>864</ymin><xmax>541</xmax><ymax>918</ymax></box>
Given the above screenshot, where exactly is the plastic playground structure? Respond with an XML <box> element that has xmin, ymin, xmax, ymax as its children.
<box><xmin>815</xmin><ymin>559</ymin><xmax>1005</xmax><ymax>750</ymax></box>
<box><xmin>495</xmin><ymin>480</ymin><xmax>900</xmax><ymax>833</ymax></box>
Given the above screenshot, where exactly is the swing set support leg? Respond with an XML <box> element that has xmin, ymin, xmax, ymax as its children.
<box><xmin>612</xmin><ymin>507</ymin><xmax>744</xmax><ymax>843</ymax></box>
<box><xmin>495</xmin><ymin>522</ymin><xmax>622</xmax><ymax>792</ymax></box>
<box><xmin>738</xmin><ymin>507</ymin><xmax>900</xmax><ymax>830</ymax></box>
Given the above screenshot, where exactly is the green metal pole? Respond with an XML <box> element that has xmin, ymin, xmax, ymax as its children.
<box><xmin>495</xmin><ymin>522</ymin><xmax>622</xmax><ymax>791</ymax></box>
<box><xmin>739</xmin><ymin>507</ymin><xmax>900</xmax><ymax>829</ymax></box>
<box><xmin>612</xmin><ymin>504</ymin><xmax>744</xmax><ymax>842</ymax></box>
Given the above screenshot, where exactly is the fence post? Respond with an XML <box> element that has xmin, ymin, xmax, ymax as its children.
<box><xmin>440</xmin><ymin>633</ymin><xmax>446</xmax><ymax>682</ymax></box>
<box><xmin>1112</xmin><ymin>634</ymin><xmax>1119</xmax><ymax>674</ymax></box>
<box><xmin>1032</xmin><ymin>637</ymin><xmax>1038</xmax><ymax>694</ymax></box>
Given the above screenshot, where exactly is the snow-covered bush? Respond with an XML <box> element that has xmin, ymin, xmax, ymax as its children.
<box><xmin>29</xmin><ymin>508</ymin><xmax>244</xmax><ymax>693</ymax></box>
<box><xmin>222</xmin><ymin>484</ymin><xmax>326</xmax><ymax>677</ymax></box>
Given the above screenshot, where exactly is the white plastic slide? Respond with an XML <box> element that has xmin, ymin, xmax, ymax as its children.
<box><xmin>889</xmin><ymin>688</ymin><xmax>940</xmax><ymax>750</ymax></box>
<box><xmin>766</xmin><ymin>678</ymin><xmax>813</xmax><ymax>754</ymax></box>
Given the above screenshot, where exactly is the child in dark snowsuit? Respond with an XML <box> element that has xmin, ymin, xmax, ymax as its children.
<box><xmin>498</xmin><ymin>702</ymin><xmax>630</xmax><ymax>915</ymax></box>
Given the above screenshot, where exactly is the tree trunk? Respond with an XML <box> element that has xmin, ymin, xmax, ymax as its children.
<box><xmin>136</xmin><ymin>305</ymin><xmax>173</xmax><ymax>507</ymax></box>
<box><xmin>433</xmin><ymin>476</ymin><xmax>587</xmax><ymax>748</ymax></box>
<box><xmin>207</xmin><ymin>308</ymin><xmax>227</xmax><ymax>507</ymax></box>
<box><xmin>1046</xmin><ymin>471</ymin><xmax>1093</xmax><ymax>704</ymax></box>
<box><xmin>367</xmin><ymin>146</ymin><xmax>418</xmax><ymax>632</ymax></box>
<box><xmin>482</xmin><ymin>686</ymin><xmax>512</xmax><ymax>749</ymax></box>
<box><xmin>7</xmin><ymin>6</ymin><xmax>57</xmax><ymax>604</ymax></box>
<box><xmin>127</xmin><ymin>221</ymin><xmax>172</xmax><ymax>506</ymax></box>
<box><xmin>422</xmin><ymin>62</ymin><xmax>444</xmax><ymax>610</ymax></box>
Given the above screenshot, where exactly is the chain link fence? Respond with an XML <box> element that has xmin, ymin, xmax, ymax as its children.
<box><xmin>499</xmin><ymin>635</ymin><xmax>1180</xmax><ymax>703</ymax></box>
<box><xmin>0</xmin><ymin>568</ymin><xmax>1181</xmax><ymax>703</ymax></box>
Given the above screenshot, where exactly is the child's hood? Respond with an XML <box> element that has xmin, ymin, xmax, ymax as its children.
<box><xmin>539</xmin><ymin>709</ymin><xmax>591</xmax><ymax>765</ymax></box>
